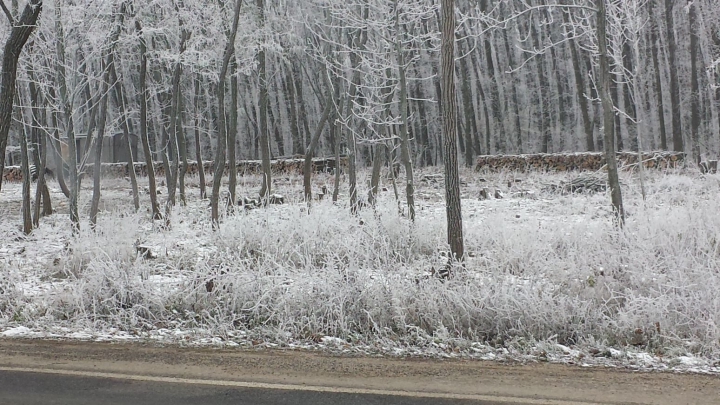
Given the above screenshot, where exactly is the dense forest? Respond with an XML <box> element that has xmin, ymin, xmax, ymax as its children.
<box><xmin>1</xmin><ymin>0</ymin><xmax>718</xmax><ymax>170</ymax></box>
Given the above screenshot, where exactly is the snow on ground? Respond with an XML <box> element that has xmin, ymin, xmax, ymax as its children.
<box><xmin>1</xmin><ymin>168</ymin><xmax>720</xmax><ymax>374</ymax></box>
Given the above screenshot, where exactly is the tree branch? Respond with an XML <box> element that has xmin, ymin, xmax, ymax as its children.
<box><xmin>0</xmin><ymin>0</ymin><xmax>13</xmax><ymax>26</ymax></box>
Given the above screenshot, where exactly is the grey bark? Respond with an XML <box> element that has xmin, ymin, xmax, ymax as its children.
<box><xmin>54</xmin><ymin>3</ymin><xmax>80</xmax><ymax>233</ymax></box>
<box><xmin>257</xmin><ymin>0</ymin><xmax>272</xmax><ymax>200</ymax></box>
<box><xmin>394</xmin><ymin>0</ymin><xmax>415</xmax><ymax>221</ymax></box>
<box><xmin>597</xmin><ymin>0</ymin><xmax>624</xmax><ymax>225</ymax></box>
<box><xmin>210</xmin><ymin>0</ymin><xmax>242</xmax><ymax>228</ymax></box>
<box><xmin>665</xmin><ymin>0</ymin><xmax>684</xmax><ymax>152</ymax></box>
<box><xmin>135</xmin><ymin>19</ymin><xmax>161</xmax><ymax>219</ymax></box>
<box><xmin>193</xmin><ymin>74</ymin><xmax>207</xmax><ymax>200</ymax></box>
<box><xmin>440</xmin><ymin>0</ymin><xmax>464</xmax><ymax>267</ymax></box>
<box><xmin>0</xmin><ymin>0</ymin><xmax>42</xmax><ymax>193</ymax></box>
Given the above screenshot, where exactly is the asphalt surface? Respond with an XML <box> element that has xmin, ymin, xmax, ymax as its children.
<box><xmin>0</xmin><ymin>369</ymin><xmax>503</xmax><ymax>405</ymax></box>
<box><xmin>1</xmin><ymin>339</ymin><xmax>719</xmax><ymax>405</ymax></box>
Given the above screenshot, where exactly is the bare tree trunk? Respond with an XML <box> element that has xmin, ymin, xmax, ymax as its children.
<box><xmin>108</xmin><ymin>48</ymin><xmax>139</xmax><ymax>211</ymax></box>
<box><xmin>285</xmin><ymin>62</ymin><xmax>302</xmax><ymax>155</ymax></box>
<box><xmin>597</xmin><ymin>0</ymin><xmax>624</xmax><ymax>225</ymax></box>
<box><xmin>76</xmin><ymin>47</ymin><xmax>99</xmax><ymax>164</ymax></box>
<box><xmin>622</xmin><ymin>35</ymin><xmax>637</xmax><ymax>151</ymax></box>
<box><xmin>48</xmin><ymin>104</ymin><xmax>70</xmax><ymax>198</ymax></box>
<box><xmin>164</xmin><ymin>24</ymin><xmax>190</xmax><ymax>227</ymax></box>
<box><xmin>19</xmin><ymin>102</ymin><xmax>32</xmax><ymax>234</ymax></box>
<box><xmin>648</xmin><ymin>0</ymin><xmax>667</xmax><ymax>150</ymax></box>
<box><xmin>293</xmin><ymin>63</ymin><xmax>311</xmax><ymax>149</ymax></box>
<box><xmin>332</xmin><ymin>109</ymin><xmax>341</xmax><ymax>202</ymax></box>
<box><xmin>531</xmin><ymin>17</ymin><xmax>551</xmax><ymax>153</ymax></box>
<box><xmin>563</xmin><ymin>8</ymin><xmax>594</xmax><ymax>151</ymax></box>
<box><xmin>345</xmin><ymin>2</ymin><xmax>369</xmax><ymax>214</ymax></box>
<box><xmin>193</xmin><ymin>74</ymin><xmax>206</xmax><ymax>199</ymax></box>
<box><xmin>368</xmin><ymin>143</ymin><xmax>385</xmax><ymax>207</ymax></box>
<box><xmin>177</xmin><ymin>95</ymin><xmax>188</xmax><ymax>205</ymax></box>
<box><xmin>689</xmin><ymin>0</ymin><xmax>701</xmax><ymax>164</ymax></box>
<box><xmin>665</xmin><ymin>0</ymin><xmax>684</xmax><ymax>152</ymax></box>
<box><xmin>28</xmin><ymin>72</ymin><xmax>51</xmax><ymax>224</ymax></box>
<box><xmin>55</xmin><ymin>3</ymin><xmax>80</xmax><ymax>233</ymax></box>
<box><xmin>210</xmin><ymin>0</ymin><xmax>242</xmax><ymax>228</ymax></box>
<box><xmin>0</xmin><ymin>0</ymin><xmax>42</xmax><ymax>193</ymax></box>
<box><xmin>303</xmin><ymin>75</ymin><xmax>334</xmax><ymax>202</ymax></box>
<box><xmin>89</xmin><ymin>62</ymin><xmax>110</xmax><ymax>228</ymax></box>
<box><xmin>440</xmin><ymin>0</ymin><xmax>464</xmax><ymax>268</ymax></box>
<box><xmin>90</xmin><ymin>3</ymin><xmax>125</xmax><ymax>227</ymax></box>
<box><xmin>257</xmin><ymin>0</ymin><xmax>272</xmax><ymax>200</ymax></box>
<box><xmin>228</xmin><ymin>57</ymin><xmax>239</xmax><ymax>206</ymax></box>
<box><xmin>500</xmin><ymin>26</ymin><xmax>522</xmax><ymax>154</ymax></box>
<box><xmin>269</xmin><ymin>77</ymin><xmax>285</xmax><ymax>157</ymax></box>
<box><xmin>394</xmin><ymin>0</ymin><xmax>415</xmax><ymax>221</ymax></box>
<box><xmin>135</xmin><ymin>20</ymin><xmax>161</xmax><ymax>219</ymax></box>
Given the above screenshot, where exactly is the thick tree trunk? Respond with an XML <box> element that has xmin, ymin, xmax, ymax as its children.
<box><xmin>597</xmin><ymin>0</ymin><xmax>624</xmax><ymax>225</ymax></box>
<box><xmin>0</xmin><ymin>0</ymin><xmax>42</xmax><ymax>193</ymax></box>
<box><xmin>440</xmin><ymin>0</ymin><xmax>464</xmax><ymax>268</ymax></box>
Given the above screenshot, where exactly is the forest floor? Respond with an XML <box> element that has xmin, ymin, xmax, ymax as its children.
<box><xmin>1</xmin><ymin>167</ymin><xmax>719</xmax><ymax>375</ymax></box>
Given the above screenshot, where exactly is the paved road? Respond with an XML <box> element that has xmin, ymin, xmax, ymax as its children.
<box><xmin>0</xmin><ymin>339</ymin><xmax>718</xmax><ymax>405</ymax></box>
<box><xmin>0</xmin><ymin>369</ymin><xmax>505</xmax><ymax>405</ymax></box>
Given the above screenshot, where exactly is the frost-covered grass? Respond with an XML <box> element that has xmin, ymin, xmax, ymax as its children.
<box><xmin>1</xmin><ymin>169</ymin><xmax>719</xmax><ymax>370</ymax></box>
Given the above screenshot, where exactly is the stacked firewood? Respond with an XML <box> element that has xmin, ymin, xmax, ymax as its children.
<box><xmin>1</xmin><ymin>166</ymin><xmax>24</xmax><ymax>182</ymax></box>
<box><xmin>3</xmin><ymin>157</ymin><xmax>349</xmax><ymax>182</ymax></box>
<box><xmin>476</xmin><ymin>151</ymin><xmax>685</xmax><ymax>172</ymax></box>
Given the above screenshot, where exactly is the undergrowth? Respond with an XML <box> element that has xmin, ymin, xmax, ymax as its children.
<box><xmin>1</xmin><ymin>170</ymin><xmax>719</xmax><ymax>359</ymax></box>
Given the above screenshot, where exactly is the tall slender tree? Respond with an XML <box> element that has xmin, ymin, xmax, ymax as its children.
<box><xmin>597</xmin><ymin>0</ymin><xmax>624</xmax><ymax>225</ymax></box>
<box><xmin>440</xmin><ymin>0</ymin><xmax>464</xmax><ymax>271</ymax></box>
<box><xmin>210</xmin><ymin>0</ymin><xmax>242</xmax><ymax>228</ymax></box>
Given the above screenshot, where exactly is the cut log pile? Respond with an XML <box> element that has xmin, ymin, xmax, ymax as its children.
<box><xmin>2</xmin><ymin>157</ymin><xmax>348</xmax><ymax>182</ymax></box>
<box><xmin>476</xmin><ymin>151</ymin><xmax>685</xmax><ymax>172</ymax></box>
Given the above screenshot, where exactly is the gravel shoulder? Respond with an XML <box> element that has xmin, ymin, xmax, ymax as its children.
<box><xmin>0</xmin><ymin>339</ymin><xmax>718</xmax><ymax>405</ymax></box>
